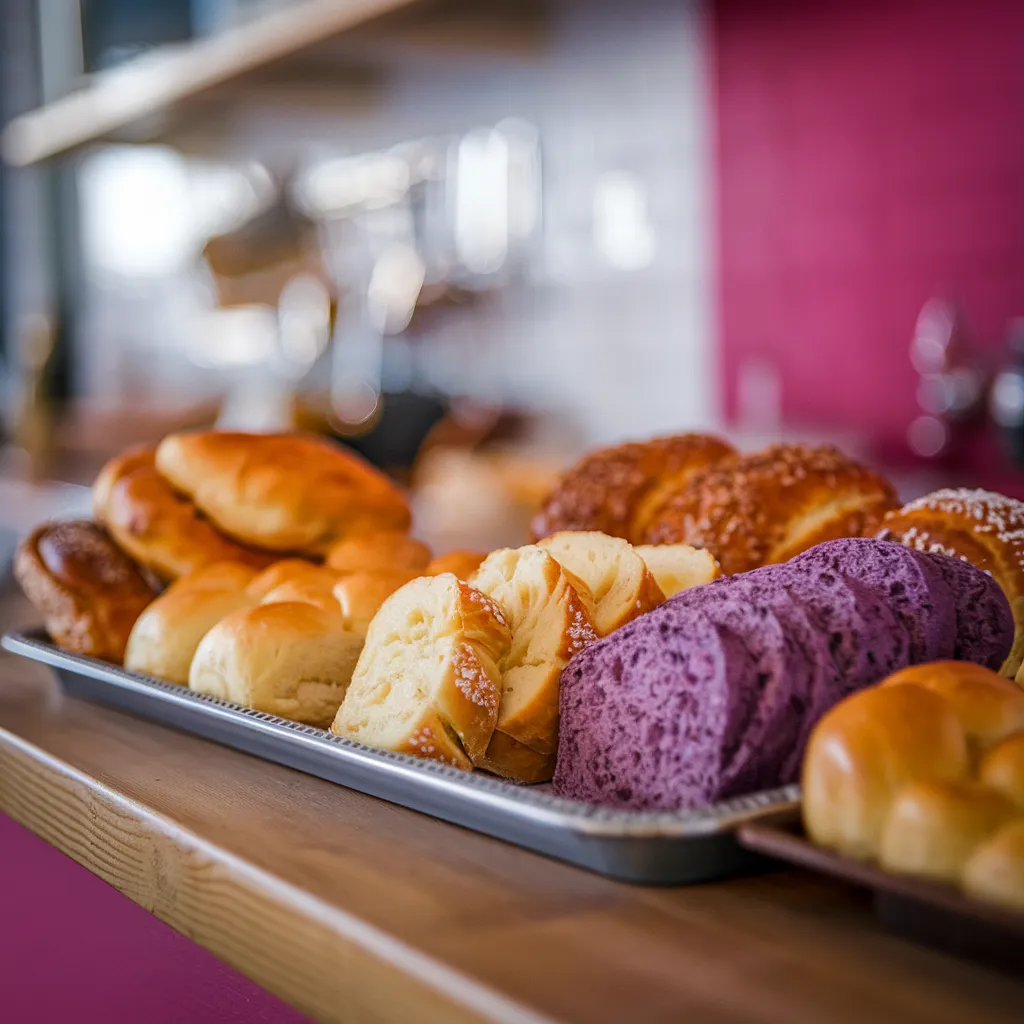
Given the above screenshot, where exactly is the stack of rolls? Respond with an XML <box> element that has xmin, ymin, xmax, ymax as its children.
<box><xmin>803</xmin><ymin>661</ymin><xmax>1024</xmax><ymax>912</ymax></box>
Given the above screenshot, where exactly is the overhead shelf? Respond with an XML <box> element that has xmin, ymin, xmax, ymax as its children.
<box><xmin>2</xmin><ymin>0</ymin><xmax>548</xmax><ymax>167</ymax></box>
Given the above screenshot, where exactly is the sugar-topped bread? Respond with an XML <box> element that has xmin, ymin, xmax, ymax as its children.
<box><xmin>470</xmin><ymin>546</ymin><xmax>597</xmax><ymax>776</ymax></box>
<box><xmin>331</xmin><ymin>574</ymin><xmax>510</xmax><ymax>768</ymax></box>
<box><xmin>537</xmin><ymin>531</ymin><xmax>664</xmax><ymax>636</ymax></box>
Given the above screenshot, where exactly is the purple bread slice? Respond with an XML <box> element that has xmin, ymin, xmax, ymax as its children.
<box><xmin>921</xmin><ymin>551</ymin><xmax>1013</xmax><ymax>670</ymax></box>
<box><xmin>553</xmin><ymin>605</ymin><xmax>761</xmax><ymax>809</ymax></box>
<box><xmin>790</xmin><ymin>538</ymin><xmax>956</xmax><ymax>663</ymax></box>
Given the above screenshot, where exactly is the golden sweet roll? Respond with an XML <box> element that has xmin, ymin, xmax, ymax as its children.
<box><xmin>802</xmin><ymin>684</ymin><xmax>970</xmax><ymax>860</ymax></box>
<box><xmin>333</xmin><ymin>569</ymin><xmax>421</xmax><ymax>636</ymax></box>
<box><xmin>14</xmin><ymin>520</ymin><xmax>157</xmax><ymax>663</ymax></box>
<box><xmin>326</xmin><ymin>532</ymin><xmax>431</xmax><ymax>575</ymax></box>
<box><xmin>962</xmin><ymin>819</ymin><xmax>1024</xmax><ymax>912</ymax></box>
<box><xmin>246</xmin><ymin>559</ymin><xmax>342</xmax><ymax>601</ymax></box>
<box><xmin>470</xmin><ymin>546</ymin><xmax>597</xmax><ymax>763</ymax></box>
<box><xmin>877</xmin><ymin>488</ymin><xmax>1024</xmax><ymax>677</ymax></box>
<box><xmin>94</xmin><ymin>449</ymin><xmax>275</xmax><ymax>581</ymax></box>
<box><xmin>331</xmin><ymin>575</ymin><xmax>511</xmax><ymax>768</ymax></box>
<box><xmin>878</xmin><ymin>779</ymin><xmax>1018</xmax><ymax>884</ymax></box>
<box><xmin>190</xmin><ymin>602</ymin><xmax>362</xmax><ymax>727</ymax></box>
<box><xmin>124</xmin><ymin>561</ymin><xmax>259</xmax><ymax>684</ymax></box>
<box><xmin>529</xmin><ymin>433</ymin><xmax>735</xmax><ymax>543</ymax></box>
<box><xmin>979</xmin><ymin>734</ymin><xmax>1024</xmax><ymax>811</ymax></box>
<box><xmin>155</xmin><ymin>431</ymin><xmax>411</xmax><ymax>556</ymax></box>
<box><xmin>536</xmin><ymin>531</ymin><xmax>664</xmax><ymax>637</ymax></box>
<box><xmin>641</xmin><ymin>443</ymin><xmax>898</xmax><ymax>576</ymax></box>
<box><xmin>425</xmin><ymin>550</ymin><xmax>487</xmax><ymax>580</ymax></box>
<box><xmin>259</xmin><ymin>581</ymin><xmax>345</xmax><ymax>630</ymax></box>
<box><xmin>881</xmin><ymin>662</ymin><xmax>1024</xmax><ymax>763</ymax></box>
<box><xmin>633</xmin><ymin>544</ymin><xmax>721</xmax><ymax>598</ymax></box>
<box><xmin>475</xmin><ymin>730</ymin><xmax>556</xmax><ymax>784</ymax></box>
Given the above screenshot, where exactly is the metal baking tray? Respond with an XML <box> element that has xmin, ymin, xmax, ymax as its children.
<box><xmin>2</xmin><ymin>629</ymin><xmax>799</xmax><ymax>885</ymax></box>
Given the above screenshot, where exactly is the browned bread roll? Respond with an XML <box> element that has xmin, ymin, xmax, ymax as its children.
<box><xmin>642</xmin><ymin>443</ymin><xmax>898</xmax><ymax>576</ymax></box>
<box><xmin>536</xmin><ymin>531</ymin><xmax>664</xmax><ymax>636</ymax></box>
<box><xmin>246</xmin><ymin>559</ymin><xmax>342</xmax><ymax>600</ymax></box>
<box><xmin>470</xmin><ymin>546</ymin><xmax>597</xmax><ymax>773</ymax></box>
<box><xmin>326</xmin><ymin>532</ymin><xmax>431</xmax><ymax>575</ymax></box>
<box><xmin>94</xmin><ymin>448</ymin><xmax>275</xmax><ymax>581</ymax></box>
<box><xmin>124</xmin><ymin>561</ymin><xmax>258</xmax><ymax>683</ymax></box>
<box><xmin>332</xmin><ymin>569</ymin><xmax>421</xmax><ymax>636</ymax></box>
<box><xmin>963</xmin><ymin>820</ymin><xmax>1024</xmax><ymax>910</ymax></box>
<box><xmin>881</xmin><ymin>662</ymin><xmax>1024</xmax><ymax>763</ymax></box>
<box><xmin>14</xmin><ymin>520</ymin><xmax>157</xmax><ymax>663</ymax></box>
<box><xmin>879</xmin><ymin>779</ymin><xmax>1018</xmax><ymax>883</ymax></box>
<box><xmin>979</xmin><ymin>733</ymin><xmax>1024</xmax><ymax>810</ymax></box>
<box><xmin>802</xmin><ymin>684</ymin><xmax>970</xmax><ymax>859</ymax></box>
<box><xmin>156</xmin><ymin>432</ymin><xmax>411</xmax><ymax>556</ymax></box>
<box><xmin>331</xmin><ymin>575</ymin><xmax>510</xmax><ymax>768</ymax></box>
<box><xmin>529</xmin><ymin>433</ymin><xmax>735</xmax><ymax>543</ymax></box>
<box><xmin>877</xmin><ymin>489</ymin><xmax>1024</xmax><ymax>677</ymax></box>
<box><xmin>258</xmin><ymin>580</ymin><xmax>346</xmax><ymax>630</ymax></box>
<box><xmin>425</xmin><ymin>550</ymin><xmax>487</xmax><ymax>580</ymax></box>
<box><xmin>190</xmin><ymin>602</ymin><xmax>362</xmax><ymax>727</ymax></box>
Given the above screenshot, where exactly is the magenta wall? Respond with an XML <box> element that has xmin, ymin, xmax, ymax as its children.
<box><xmin>0</xmin><ymin>813</ymin><xmax>306</xmax><ymax>1022</ymax></box>
<box><xmin>712</xmin><ymin>0</ymin><xmax>1024</xmax><ymax>444</ymax></box>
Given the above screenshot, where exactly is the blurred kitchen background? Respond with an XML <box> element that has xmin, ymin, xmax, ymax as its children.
<box><xmin>2</xmin><ymin>0</ymin><xmax>1024</xmax><ymax>559</ymax></box>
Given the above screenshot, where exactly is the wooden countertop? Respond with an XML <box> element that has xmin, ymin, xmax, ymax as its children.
<box><xmin>1</xmin><ymin>591</ymin><xmax>1022</xmax><ymax>1022</ymax></box>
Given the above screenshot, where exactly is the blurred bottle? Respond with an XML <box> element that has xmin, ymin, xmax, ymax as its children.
<box><xmin>990</xmin><ymin>319</ymin><xmax>1024</xmax><ymax>469</ymax></box>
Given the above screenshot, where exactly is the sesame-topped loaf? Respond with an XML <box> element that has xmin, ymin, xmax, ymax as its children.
<box><xmin>639</xmin><ymin>443</ymin><xmax>898</xmax><ymax>575</ymax></box>
<box><xmin>553</xmin><ymin>538</ymin><xmax>1011</xmax><ymax>810</ymax></box>
<box><xmin>879</xmin><ymin>488</ymin><xmax>1024</xmax><ymax>677</ymax></box>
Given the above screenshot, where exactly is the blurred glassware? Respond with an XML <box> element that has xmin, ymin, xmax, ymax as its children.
<box><xmin>991</xmin><ymin>319</ymin><xmax>1024</xmax><ymax>469</ymax></box>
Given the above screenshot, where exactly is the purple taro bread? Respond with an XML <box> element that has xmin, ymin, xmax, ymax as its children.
<box><xmin>553</xmin><ymin>605</ymin><xmax>762</xmax><ymax>809</ymax></box>
<box><xmin>790</xmin><ymin>538</ymin><xmax>956</xmax><ymax>663</ymax></box>
<box><xmin>921</xmin><ymin>550</ymin><xmax>1013</xmax><ymax>670</ymax></box>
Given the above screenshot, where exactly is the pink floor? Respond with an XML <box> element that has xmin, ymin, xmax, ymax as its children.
<box><xmin>0</xmin><ymin>813</ymin><xmax>307</xmax><ymax>1023</ymax></box>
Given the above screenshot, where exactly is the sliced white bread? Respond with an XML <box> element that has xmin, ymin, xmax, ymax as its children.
<box><xmin>331</xmin><ymin>574</ymin><xmax>510</xmax><ymax>768</ymax></box>
<box><xmin>633</xmin><ymin>543</ymin><xmax>721</xmax><ymax>597</ymax></box>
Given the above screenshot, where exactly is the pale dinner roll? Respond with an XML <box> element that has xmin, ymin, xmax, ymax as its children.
<box><xmin>333</xmin><ymin>569</ymin><xmax>421</xmax><ymax>636</ymax></box>
<box><xmin>470</xmin><ymin>546</ymin><xmax>597</xmax><ymax>767</ymax></box>
<box><xmin>247</xmin><ymin>559</ymin><xmax>342</xmax><ymax>601</ymax></box>
<box><xmin>878</xmin><ymin>779</ymin><xmax>1018</xmax><ymax>884</ymax></box>
<box><xmin>426</xmin><ymin>550</ymin><xmax>487</xmax><ymax>580</ymax></box>
<box><xmin>259</xmin><ymin>581</ymin><xmax>345</xmax><ymax>630</ymax></box>
<box><xmin>536</xmin><ymin>531</ymin><xmax>664</xmax><ymax>636</ymax></box>
<box><xmin>979</xmin><ymin>733</ymin><xmax>1024</xmax><ymax>810</ymax></box>
<box><xmin>190</xmin><ymin>602</ymin><xmax>363</xmax><ymax>727</ymax></box>
<box><xmin>633</xmin><ymin>544</ymin><xmax>721</xmax><ymax>598</ymax></box>
<box><xmin>156</xmin><ymin>431</ymin><xmax>410</xmax><ymax>556</ymax></box>
<box><xmin>802</xmin><ymin>684</ymin><xmax>970</xmax><ymax>860</ymax></box>
<box><xmin>326</xmin><ymin>532</ymin><xmax>431</xmax><ymax>575</ymax></box>
<box><xmin>475</xmin><ymin>730</ymin><xmax>556</xmax><ymax>785</ymax></box>
<box><xmin>331</xmin><ymin>575</ymin><xmax>510</xmax><ymax>768</ymax></box>
<box><xmin>882</xmin><ymin>661</ymin><xmax>1024</xmax><ymax>762</ymax></box>
<box><xmin>962</xmin><ymin>820</ymin><xmax>1024</xmax><ymax>912</ymax></box>
<box><xmin>124</xmin><ymin>561</ymin><xmax>258</xmax><ymax>684</ymax></box>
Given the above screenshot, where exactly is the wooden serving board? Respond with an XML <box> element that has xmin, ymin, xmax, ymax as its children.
<box><xmin>739</xmin><ymin>816</ymin><xmax>1024</xmax><ymax>976</ymax></box>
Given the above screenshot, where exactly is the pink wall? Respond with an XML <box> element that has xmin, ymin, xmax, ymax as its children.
<box><xmin>712</xmin><ymin>0</ymin><xmax>1024</xmax><ymax>445</ymax></box>
<box><xmin>0</xmin><ymin>813</ymin><xmax>306</xmax><ymax>1022</ymax></box>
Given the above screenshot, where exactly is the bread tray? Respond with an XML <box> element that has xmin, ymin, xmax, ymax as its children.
<box><xmin>2</xmin><ymin>629</ymin><xmax>799</xmax><ymax>885</ymax></box>
<box><xmin>739</xmin><ymin>817</ymin><xmax>1024</xmax><ymax>974</ymax></box>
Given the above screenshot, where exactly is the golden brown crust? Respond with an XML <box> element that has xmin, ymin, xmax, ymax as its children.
<box><xmin>14</xmin><ymin>520</ymin><xmax>157</xmax><ymax>662</ymax></box>
<box><xmin>878</xmin><ymin>489</ymin><xmax>1024</xmax><ymax>678</ymax></box>
<box><xmin>326</xmin><ymin>532</ymin><xmax>431</xmax><ymax>575</ymax></box>
<box><xmin>641</xmin><ymin>443</ymin><xmax>898</xmax><ymax>575</ymax></box>
<box><xmin>529</xmin><ymin>433</ymin><xmax>735</xmax><ymax>542</ymax></box>
<box><xmin>94</xmin><ymin>448</ymin><xmax>275</xmax><ymax>581</ymax></box>
<box><xmin>425</xmin><ymin>550</ymin><xmax>488</xmax><ymax>580</ymax></box>
<box><xmin>156</xmin><ymin>432</ymin><xmax>411</xmax><ymax>556</ymax></box>
<box><xmin>475</xmin><ymin>729</ymin><xmax>556</xmax><ymax>783</ymax></box>
<box><xmin>246</xmin><ymin>559</ymin><xmax>342</xmax><ymax>600</ymax></box>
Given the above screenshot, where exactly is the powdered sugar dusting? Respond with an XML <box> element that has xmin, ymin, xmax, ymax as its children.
<box><xmin>899</xmin><ymin>488</ymin><xmax>1024</xmax><ymax>543</ymax></box>
<box><xmin>451</xmin><ymin>642</ymin><xmax>499</xmax><ymax>710</ymax></box>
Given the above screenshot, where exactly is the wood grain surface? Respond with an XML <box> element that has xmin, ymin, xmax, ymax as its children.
<box><xmin>2</xmin><ymin>591</ymin><xmax>1023</xmax><ymax>1022</ymax></box>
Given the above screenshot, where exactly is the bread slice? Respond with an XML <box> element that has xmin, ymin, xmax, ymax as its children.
<box><xmin>125</xmin><ymin>561</ymin><xmax>258</xmax><ymax>683</ymax></box>
<box><xmin>537</xmin><ymin>531</ymin><xmax>665</xmax><ymax>636</ymax></box>
<box><xmin>633</xmin><ymin>544</ymin><xmax>721</xmax><ymax>597</ymax></box>
<box><xmin>475</xmin><ymin>730</ymin><xmax>556</xmax><ymax>784</ymax></box>
<box><xmin>331</xmin><ymin>574</ymin><xmax>510</xmax><ymax>768</ymax></box>
<box><xmin>190</xmin><ymin>601</ymin><xmax>363</xmax><ymax>727</ymax></box>
<box><xmin>470</xmin><ymin>546</ymin><xmax>597</xmax><ymax>764</ymax></box>
<box><xmin>326</xmin><ymin>532</ymin><xmax>431</xmax><ymax>575</ymax></box>
<box><xmin>333</xmin><ymin>569</ymin><xmax>421</xmax><ymax>635</ymax></box>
